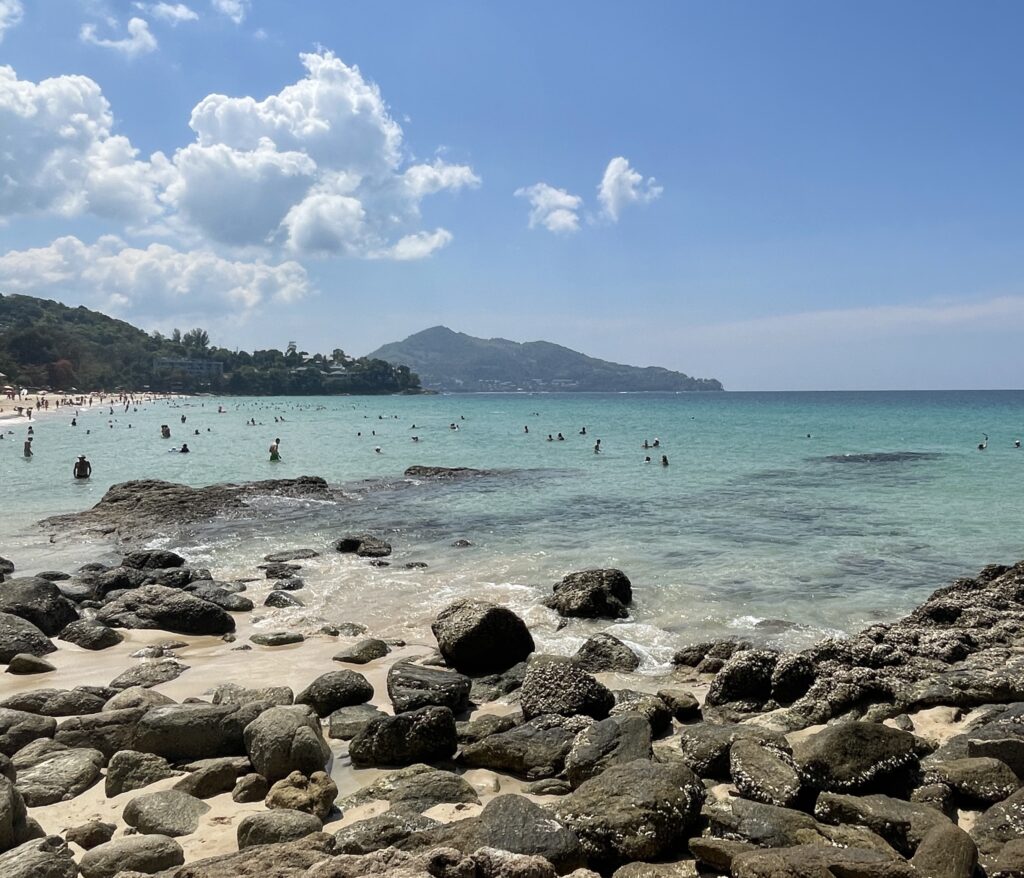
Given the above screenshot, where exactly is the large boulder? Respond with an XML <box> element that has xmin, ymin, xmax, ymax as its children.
<box><xmin>333</xmin><ymin>813</ymin><xmax>439</xmax><ymax>854</ymax></box>
<box><xmin>243</xmin><ymin>706</ymin><xmax>331</xmax><ymax>782</ymax></box>
<box><xmin>134</xmin><ymin>702</ymin><xmax>262</xmax><ymax>761</ymax></box>
<box><xmin>0</xmin><ymin>708</ymin><xmax>56</xmax><ymax>757</ymax></box>
<box><xmin>172</xmin><ymin>759</ymin><xmax>239</xmax><ymax>799</ymax></box>
<box><xmin>970</xmin><ymin>786</ymin><xmax>1024</xmax><ymax>863</ymax></box>
<box><xmin>564</xmin><ymin>714</ymin><xmax>653</xmax><ymax>788</ymax></box>
<box><xmin>814</xmin><ymin>792</ymin><xmax>953</xmax><ymax>855</ymax></box>
<box><xmin>472</xmin><ymin>795</ymin><xmax>585</xmax><ymax>873</ymax></box>
<box><xmin>729</xmin><ymin>845</ymin><xmax>916</xmax><ymax>878</ymax></box>
<box><xmin>704</xmin><ymin>649</ymin><xmax>779</xmax><ymax>711</ymax></box>
<box><xmin>121</xmin><ymin>549</ymin><xmax>187</xmax><ymax>570</ymax></box>
<box><xmin>236</xmin><ymin>809</ymin><xmax>323</xmax><ymax>849</ymax></box>
<box><xmin>554</xmin><ymin>759</ymin><xmax>706</xmax><ymax>869</ymax></box>
<box><xmin>295</xmin><ymin>671</ymin><xmax>373</xmax><ymax>717</ymax></box>
<box><xmin>910</xmin><ymin>823</ymin><xmax>978</xmax><ymax>878</ymax></box>
<box><xmin>53</xmin><ymin>707</ymin><xmax>145</xmax><ymax>760</ymax></box>
<box><xmin>265</xmin><ymin>770</ymin><xmax>338</xmax><ymax>820</ymax></box>
<box><xmin>387</xmin><ymin>661</ymin><xmax>472</xmax><ymax>714</ymax></box>
<box><xmin>78</xmin><ymin>834</ymin><xmax>184</xmax><ymax>878</ymax></box>
<box><xmin>327</xmin><ymin>704</ymin><xmax>386</xmax><ymax>741</ymax></box>
<box><xmin>339</xmin><ymin>763</ymin><xmax>479</xmax><ymax>814</ymax></box>
<box><xmin>109</xmin><ymin>658</ymin><xmax>188</xmax><ymax>690</ymax></box>
<box><xmin>0</xmin><ymin>613</ymin><xmax>54</xmax><ymax>664</ymax></box>
<box><xmin>0</xmin><ymin>835</ymin><xmax>77</xmax><ymax>878</ymax></box>
<box><xmin>431</xmin><ymin>599</ymin><xmax>535</xmax><ymax>675</ymax></box>
<box><xmin>57</xmin><ymin>619</ymin><xmax>123</xmax><ymax>650</ymax></box>
<box><xmin>793</xmin><ymin>721</ymin><xmax>927</xmax><ymax>793</ymax></box>
<box><xmin>460</xmin><ymin>714</ymin><xmax>593</xmax><ymax>780</ymax></box>
<box><xmin>729</xmin><ymin>739</ymin><xmax>803</xmax><ymax>808</ymax></box>
<box><xmin>0</xmin><ymin>687</ymin><xmax>107</xmax><ymax>717</ymax></box>
<box><xmin>105</xmin><ymin>750</ymin><xmax>180</xmax><ymax>797</ymax></box>
<box><xmin>122</xmin><ymin>789</ymin><xmax>210</xmax><ymax>837</ymax></box>
<box><xmin>544</xmin><ymin>569</ymin><xmax>633</xmax><ymax>619</ymax></box>
<box><xmin>64</xmin><ymin>820</ymin><xmax>116</xmax><ymax>850</ymax></box>
<box><xmin>572</xmin><ymin>633</ymin><xmax>640</xmax><ymax>673</ymax></box>
<box><xmin>14</xmin><ymin>746</ymin><xmax>103</xmax><ymax>806</ymax></box>
<box><xmin>95</xmin><ymin>585</ymin><xmax>235</xmax><ymax>635</ymax></box>
<box><xmin>0</xmin><ymin>579</ymin><xmax>78</xmax><ymax>636</ymax></box>
<box><xmin>1</xmin><ymin>776</ymin><xmax>39</xmax><ymax>855</ymax></box>
<box><xmin>924</xmin><ymin>756</ymin><xmax>1022</xmax><ymax>805</ymax></box>
<box><xmin>520</xmin><ymin>661</ymin><xmax>614</xmax><ymax>721</ymax></box>
<box><xmin>349</xmin><ymin>706</ymin><xmax>457</xmax><ymax>768</ymax></box>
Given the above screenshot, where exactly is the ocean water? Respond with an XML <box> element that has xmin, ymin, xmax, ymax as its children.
<box><xmin>2</xmin><ymin>390</ymin><xmax>1022</xmax><ymax>668</ymax></box>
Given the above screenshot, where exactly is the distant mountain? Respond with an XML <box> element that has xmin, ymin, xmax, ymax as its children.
<box><xmin>367</xmin><ymin>326</ymin><xmax>723</xmax><ymax>392</ymax></box>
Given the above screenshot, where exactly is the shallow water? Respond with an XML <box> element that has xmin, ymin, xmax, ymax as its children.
<box><xmin>2</xmin><ymin>390</ymin><xmax>1022</xmax><ymax>666</ymax></box>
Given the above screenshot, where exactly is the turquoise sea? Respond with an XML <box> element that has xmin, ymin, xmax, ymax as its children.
<box><xmin>2</xmin><ymin>391</ymin><xmax>1022</xmax><ymax>667</ymax></box>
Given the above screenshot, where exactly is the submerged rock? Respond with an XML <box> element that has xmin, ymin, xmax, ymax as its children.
<box><xmin>544</xmin><ymin>569</ymin><xmax>633</xmax><ymax>619</ymax></box>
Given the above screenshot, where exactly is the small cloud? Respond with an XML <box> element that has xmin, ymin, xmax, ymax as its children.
<box><xmin>80</xmin><ymin>17</ymin><xmax>158</xmax><ymax>57</ymax></box>
<box><xmin>211</xmin><ymin>0</ymin><xmax>249</xmax><ymax>23</ymax></box>
<box><xmin>253</xmin><ymin>26</ymin><xmax>267</xmax><ymax>40</ymax></box>
<box><xmin>597</xmin><ymin>156</ymin><xmax>662</xmax><ymax>222</ymax></box>
<box><xmin>141</xmin><ymin>2</ymin><xmax>199</xmax><ymax>25</ymax></box>
<box><xmin>377</xmin><ymin>228</ymin><xmax>453</xmax><ymax>261</ymax></box>
<box><xmin>0</xmin><ymin>0</ymin><xmax>23</xmax><ymax>43</ymax></box>
<box><xmin>515</xmin><ymin>182</ymin><xmax>582</xmax><ymax>234</ymax></box>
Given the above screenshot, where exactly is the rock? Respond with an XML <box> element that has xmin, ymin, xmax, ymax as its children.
<box><xmin>78</xmin><ymin>834</ymin><xmax>184</xmax><ymax>878</ymax></box>
<box><xmin>991</xmin><ymin>838</ymin><xmax>1024</xmax><ymax>877</ymax></box>
<box><xmin>264</xmin><ymin>591</ymin><xmax>305</xmax><ymax>609</ymax></box>
<box><xmin>95</xmin><ymin>585</ymin><xmax>235</xmax><ymax>635</ymax></box>
<box><xmin>185</xmin><ymin>583</ymin><xmax>255</xmax><ymax>612</ymax></box>
<box><xmin>14</xmin><ymin>746</ymin><xmax>103</xmax><ymax>805</ymax></box>
<box><xmin>387</xmin><ymin>661</ymin><xmax>472</xmax><ymax>714</ymax></box>
<box><xmin>657</xmin><ymin>688</ymin><xmax>701</xmax><ymax>722</ymax></box>
<box><xmin>554</xmin><ymin>760</ymin><xmax>705</xmax><ymax>869</ymax></box>
<box><xmin>0</xmin><ymin>557</ymin><xmax>12</xmax><ymax>575</ymax></box>
<box><xmin>704</xmin><ymin>649</ymin><xmax>778</xmax><ymax>712</ymax></box>
<box><xmin>520</xmin><ymin>661</ymin><xmax>614</xmax><ymax>721</ymax></box>
<box><xmin>0</xmin><ymin>835</ymin><xmax>77</xmax><ymax>878</ymax></box>
<box><xmin>472</xmin><ymin>662</ymin><xmax>528</xmax><ymax>703</ymax></box>
<box><xmin>457</xmin><ymin>714</ymin><xmax>518</xmax><ymax>744</ymax></box>
<box><xmin>431</xmin><ymin>599</ymin><xmax>535</xmax><ymax>675</ymax></box>
<box><xmin>250</xmin><ymin>630</ymin><xmax>304</xmax><ymax>646</ymax></box>
<box><xmin>792</xmin><ymin>721</ymin><xmax>926</xmax><ymax>793</ymax></box>
<box><xmin>172</xmin><ymin>759</ymin><xmax>238</xmax><ymax>798</ymax></box>
<box><xmin>236</xmin><ymin>809</ymin><xmax>323</xmax><ymax>849</ymax></box>
<box><xmin>673</xmin><ymin>639</ymin><xmax>748</xmax><ymax>668</ymax></box>
<box><xmin>134</xmin><ymin>703</ymin><xmax>261</xmax><ymax>762</ymax></box>
<box><xmin>295</xmin><ymin>670</ymin><xmax>374</xmax><ymax>717</ymax></box>
<box><xmin>461</xmin><ymin>714</ymin><xmax>593</xmax><ymax>780</ymax></box>
<box><xmin>609</xmin><ymin>690</ymin><xmax>673</xmax><ymax>737</ymax></box>
<box><xmin>262</xmin><ymin>562</ymin><xmax>302</xmax><ymax>579</ymax></box>
<box><xmin>349</xmin><ymin>706</ymin><xmax>458</xmax><ymax>768</ymax></box>
<box><xmin>57</xmin><ymin>619</ymin><xmax>123</xmax><ymax>650</ymax></box>
<box><xmin>232</xmin><ymin>772</ymin><xmax>269</xmax><ymax>803</ymax></box>
<box><xmin>333</xmin><ymin>813</ymin><xmax>439</xmax><ymax>854</ymax></box>
<box><xmin>65</xmin><ymin>820</ymin><xmax>116</xmax><ymax>849</ymax></box>
<box><xmin>339</xmin><ymin>763</ymin><xmax>479</xmax><ymax>814</ymax></box>
<box><xmin>729</xmin><ymin>845</ymin><xmax>916</xmax><ymax>878</ymax></box>
<box><xmin>122</xmin><ymin>789</ymin><xmax>210</xmax><ymax>836</ymax></box>
<box><xmin>814</xmin><ymin>791</ymin><xmax>953</xmax><ymax>855</ymax></box>
<box><xmin>969</xmin><ymin>786</ymin><xmax>1024</xmax><ymax>862</ymax></box>
<box><xmin>452</xmin><ymin>539</ymin><xmax>473</xmax><ymax>548</ymax></box>
<box><xmin>728</xmin><ymin>738</ymin><xmax>803</xmax><ymax>808</ymax></box>
<box><xmin>211</xmin><ymin>683</ymin><xmax>294</xmax><ymax>706</ymax></box>
<box><xmin>4</xmin><ymin>654</ymin><xmax>56</xmax><ymax>674</ymax></box>
<box><xmin>0</xmin><ymin>578</ymin><xmax>78</xmax><ymax>636</ymax></box>
<box><xmin>544</xmin><ymin>569</ymin><xmax>633</xmax><ymax>619</ymax></box>
<box><xmin>676</xmin><ymin>722</ymin><xmax>788</xmax><ymax>779</ymax></box>
<box><xmin>264</xmin><ymin>549</ymin><xmax>319</xmax><ymax>562</ymax></box>
<box><xmin>910</xmin><ymin>823</ymin><xmax>978</xmax><ymax>878</ymax></box>
<box><xmin>770</xmin><ymin>653</ymin><xmax>817</xmax><ymax>703</ymax></box>
<box><xmin>612</xmin><ymin>865</ymin><xmax>697</xmax><ymax>878</ymax></box>
<box><xmin>0</xmin><ymin>775</ymin><xmax>38</xmax><ymax>855</ymax></box>
<box><xmin>53</xmin><ymin>708</ymin><xmax>144</xmax><ymax>759</ymax></box>
<box><xmin>265</xmin><ymin>770</ymin><xmax>338</xmax><ymax>819</ymax></box>
<box><xmin>472</xmin><ymin>795</ymin><xmax>585</xmax><ymax>873</ymax></box>
<box><xmin>122</xmin><ymin>549</ymin><xmax>187</xmax><ymax>570</ymax></box>
<box><xmin>243</xmin><ymin>705</ymin><xmax>332</xmax><ymax>782</ymax></box>
<box><xmin>327</xmin><ymin>704</ymin><xmax>387</xmax><ymax>741</ymax></box>
<box><xmin>333</xmin><ymin>638</ymin><xmax>389</xmax><ymax>664</ymax></box>
<box><xmin>565</xmin><ymin>714</ymin><xmax>653</xmax><ymax>788</ymax></box>
<box><xmin>924</xmin><ymin>756</ymin><xmax>1021</xmax><ymax>805</ymax></box>
<box><xmin>104</xmin><ymin>686</ymin><xmax>175</xmax><ymax>712</ymax></box>
<box><xmin>109</xmin><ymin>658</ymin><xmax>188</xmax><ymax>689</ymax></box>
<box><xmin>572</xmin><ymin>633</ymin><xmax>639</xmax><ymax>673</ymax></box>
<box><xmin>0</xmin><ymin>613</ymin><xmax>55</xmax><ymax>663</ymax></box>
<box><xmin>690</xmin><ymin>838</ymin><xmax>758</xmax><ymax>872</ymax></box>
<box><xmin>333</xmin><ymin>534</ymin><xmax>393</xmax><ymax>557</ymax></box>
<box><xmin>0</xmin><ymin>708</ymin><xmax>56</xmax><ymax>757</ymax></box>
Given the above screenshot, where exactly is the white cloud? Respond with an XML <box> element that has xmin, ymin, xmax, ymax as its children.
<box><xmin>0</xmin><ymin>65</ymin><xmax>162</xmax><ymax>221</ymax></box>
<box><xmin>378</xmin><ymin>228</ymin><xmax>453</xmax><ymax>261</ymax></box>
<box><xmin>0</xmin><ymin>235</ymin><xmax>310</xmax><ymax>317</ymax></box>
<box><xmin>282</xmin><ymin>192</ymin><xmax>366</xmax><ymax>255</ymax></box>
<box><xmin>80</xmin><ymin>17</ymin><xmax>158</xmax><ymax>57</ymax></box>
<box><xmin>514</xmin><ymin>182</ymin><xmax>582</xmax><ymax>234</ymax></box>
<box><xmin>597</xmin><ymin>156</ymin><xmax>662</xmax><ymax>221</ymax></box>
<box><xmin>404</xmin><ymin>161</ymin><xmax>481</xmax><ymax>198</ymax></box>
<box><xmin>211</xmin><ymin>0</ymin><xmax>248</xmax><ymax>23</ymax></box>
<box><xmin>0</xmin><ymin>0</ymin><xmax>23</xmax><ymax>42</ymax></box>
<box><xmin>142</xmin><ymin>3</ymin><xmax>199</xmax><ymax>24</ymax></box>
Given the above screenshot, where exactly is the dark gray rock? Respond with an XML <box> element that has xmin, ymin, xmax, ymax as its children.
<box><xmin>770</xmin><ymin>653</ymin><xmax>817</xmax><ymax>703</ymax></box>
<box><xmin>122</xmin><ymin>550</ymin><xmax>187</xmax><ymax>570</ymax></box>
<box><xmin>95</xmin><ymin>585</ymin><xmax>235</xmax><ymax>635</ymax></box>
<box><xmin>0</xmin><ymin>578</ymin><xmax>78</xmax><ymax>636</ymax></box>
<box><xmin>1</xmin><ymin>775</ymin><xmax>40</xmax><ymax>855</ymax></box>
<box><xmin>236</xmin><ymin>809</ymin><xmax>322</xmax><ymax>849</ymax></box>
<box><xmin>243</xmin><ymin>705</ymin><xmax>332</xmax><ymax>781</ymax></box>
<box><xmin>990</xmin><ymin>838</ymin><xmax>1024</xmax><ymax>877</ymax></box>
<box><xmin>327</xmin><ymin>704</ymin><xmax>386</xmax><ymax>741</ymax></box>
<box><xmin>4</xmin><ymin>654</ymin><xmax>56</xmax><ymax>675</ymax></box>
<box><xmin>387</xmin><ymin>660</ymin><xmax>472</xmax><ymax>714</ymax></box>
<box><xmin>676</xmin><ymin>722</ymin><xmax>789</xmax><ymax>779</ymax></box>
<box><xmin>172</xmin><ymin>759</ymin><xmax>238</xmax><ymax>798</ymax></box>
<box><xmin>672</xmin><ymin>639</ymin><xmax>748</xmax><ymax>668</ymax></box>
<box><xmin>610</xmin><ymin>690</ymin><xmax>673</xmax><ymax>737</ymax></box>
<box><xmin>134</xmin><ymin>702</ymin><xmax>262</xmax><ymax>761</ymax></box>
<box><xmin>911</xmin><ymin>823</ymin><xmax>978</xmax><ymax>878</ymax></box>
<box><xmin>122</xmin><ymin>789</ymin><xmax>210</xmax><ymax>837</ymax></box>
<box><xmin>105</xmin><ymin>750</ymin><xmax>179</xmax><ymax>797</ymax></box>
<box><xmin>185</xmin><ymin>583</ymin><xmax>254</xmax><ymax>612</ymax></box>
<box><xmin>109</xmin><ymin>658</ymin><xmax>188</xmax><ymax>690</ymax></box>
<box><xmin>924</xmin><ymin>756</ymin><xmax>1021</xmax><ymax>805</ymax></box>
<box><xmin>431</xmin><ymin>599</ymin><xmax>535</xmax><ymax>675</ymax></box>
<box><xmin>0</xmin><ymin>835</ymin><xmax>77</xmax><ymax>878</ymax></box>
<box><xmin>793</xmin><ymin>721</ymin><xmax>927</xmax><ymax>793</ymax></box>
<box><xmin>333</xmin><ymin>813</ymin><xmax>439</xmax><ymax>854</ymax></box>
<box><xmin>572</xmin><ymin>633</ymin><xmax>640</xmax><ymax>673</ymax></box>
<box><xmin>57</xmin><ymin>619</ymin><xmax>123</xmax><ymax>650</ymax></box>
<box><xmin>78</xmin><ymin>834</ymin><xmax>184</xmax><ymax>878</ymax></box>
<box><xmin>231</xmin><ymin>772</ymin><xmax>269</xmax><ymax>803</ymax></box>
<box><xmin>520</xmin><ymin>661</ymin><xmax>614</xmax><ymax>721</ymax></box>
<box><xmin>349</xmin><ymin>706</ymin><xmax>457</xmax><ymax>768</ymax></box>
<box><xmin>0</xmin><ymin>685</ymin><xmax>109</xmax><ymax>717</ymax></box>
<box><xmin>14</xmin><ymin>746</ymin><xmax>103</xmax><ymax>805</ymax></box>
<box><xmin>472</xmin><ymin>794</ymin><xmax>584</xmax><ymax>872</ymax></box>
<box><xmin>689</xmin><ymin>837</ymin><xmax>759</xmax><ymax>872</ymax></box>
<box><xmin>0</xmin><ymin>708</ymin><xmax>56</xmax><ymax>757</ymax></box>
<box><xmin>565</xmin><ymin>714</ymin><xmax>653</xmax><ymax>788</ymax></box>
<box><xmin>262</xmin><ymin>562</ymin><xmax>302</xmax><ymax>579</ymax></box>
<box><xmin>264</xmin><ymin>590</ymin><xmax>305</xmax><ymax>609</ymax></box>
<box><xmin>456</xmin><ymin>713</ymin><xmax>517</xmax><ymax>744</ymax></box>
<box><xmin>250</xmin><ymin>630</ymin><xmax>304</xmax><ymax>646</ymax></box>
<box><xmin>657</xmin><ymin>688</ymin><xmax>700</xmax><ymax>722</ymax></box>
<box><xmin>64</xmin><ymin>820</ymin><xmax>115</xmax><ymax>850</ymax></box>
<box><xmin>704</xmin><ymin>649</ymin><xmax>779</xmax><ymax>712</ymax></box>
<box><xmin>728</xmin><ymin>739</ymin><xmax>803</xmax><ymax>808</ymax></box>
<box><xmin>210</xmin><ymin>683</ymin><xmax>293</xmax><ymax>707</ymax></box>
<box><xmin>0</xmin><ymin>613</ymin><xmax>55</xmax><ymax>664</ymax></box>
<box><xmin>339</xmin><ymin>763</ymin><xmax>479</xmax><ymax>814</ymax></box>
<box><xmin>969</xmin><ymin>786</ymin><xmax>1024</xmax><ymax>862</ymax></box>
<box><xmin>544</xmin><ymin>568</ymin><xmax>632</xmax><ymax>619</ymax></box>
<box><xmin>265</xmin><ymin>549</ymin><xmax>319</xmax><ymax>563</ymax></box>
<box><xmin>460</xmin><ymin>713</ymin><xmax>593</xmax><ymax>780</ymax></box>
<box><xmin>524</xmin><ymin>778</ymin><xmax>572</xmax><ymax>796</ymax></box>
<box><xmin>295</xmin><ymin>670</ymin><xmax>373</xmax><ymax>717</ymax></box>
<box><xmin>554</xmin><ymin>759</ymin><xmax>705</xmax><ymax>869</ymax></box>
<box><xmin>53</xmin><ymin>708</ymin><xmax>144</xmax><ymax>760</ymax></box>
<box><xmin>333</xmin><ymin>638</ymin><xmax>389</xmax><ymax>665</ymax></box>
<box><xmin>729</xmin><ymin>845</ymin><xmax>916</xmax><ymax>878</ymax></box>
<box><xmin>333</xmin><ymin>534</ymin><xmax>392</xmax><ymax>558</ymax></box>
<box><xmin>470</xmin><ymin>662</ymin><xmax>528</xmax><ymax>703</ymax></box>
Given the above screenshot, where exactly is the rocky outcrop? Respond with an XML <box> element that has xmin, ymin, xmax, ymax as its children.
<box><xmin>0</xmin><ymin>578</ymin><xmax>78</xmax><ymax>636</ymax></box>
<box><xmin>349</xmin><ymin>706</ymin><xmax>458</xmax><ymax>768</ymax></box>
<box><xmin>95</xmin><ymin>585</ymin><xmax>235</xmax><ymax>635</ymax></box>
<box><xmin>0</xmin><ymin>613</ymin><xmax>54</xmax><ymax>664</ymax></box>
<box><xmin>431</xmin><ymin>599</ymin><xmax>535</xmax><ymax>675</ymax></box>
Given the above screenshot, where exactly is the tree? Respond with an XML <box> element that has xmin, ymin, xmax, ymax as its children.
<box><xmin>182</xmin><ymin>328</ymin><xmax>210</xmax><ymax>353</ymax></box>
<box><xmin>171</xmin><ymin>328</ymin><xmax>182</xmax><ymax>344</ymax></box>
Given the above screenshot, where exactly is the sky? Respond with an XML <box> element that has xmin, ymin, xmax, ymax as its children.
<box><xmin>1</xmin><ymin>1</ymin><xmax>1023</xmax><ymax>390</ymax></box>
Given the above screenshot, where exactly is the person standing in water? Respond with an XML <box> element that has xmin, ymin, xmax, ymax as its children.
<box><xmin>661</xmin><ymin>455</ymin><xmax>669</xmax><ymax>466</ymax></box>
<box><xmin>73</xmin><ymin>455</ymin><xmax>92</xmax><ymax>479</ymax></box>
<box><xmin>23</xmin><ymin>437</ymin><xmax>32</xmax><ymax>457</ymax></box>
<box><xmin>269</xmin><ymin>438</ymin><xmax>282</xmax><ymax>461</ymax></box>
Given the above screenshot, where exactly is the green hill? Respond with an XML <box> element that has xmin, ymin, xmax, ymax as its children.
<box><xmin>367</xmin><ymin>326</ymin><xmax>723</xmax><ymax>392</ymax></box>
<box><xmin>0</xmin><ymin>294</ymin><xmax>420</xmax><ymax>395</ymax></box>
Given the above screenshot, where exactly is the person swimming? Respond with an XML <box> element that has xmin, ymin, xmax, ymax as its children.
<box><xmin>179</xmin><ymin>443</ymin><xmax>190</xmax><ymax>453</ymax></box>
<box><xmin>644</xmin><ymin>456</ymin><xmax>651</xmax><ymax>463</ymax></box>
<box><xmin>652</xmin><ymin>438</ymin><xmax>660</xmax><ymax>448</ymax></box>
<box><xmin>643</xmin><ymin>440</ymin><xmax>650</xmax><ymax>449</ymax></box>
<box><xmin>374</xmin><ymin>446</ymin><xmax>382</xmax><ymax>453</ymax></box>
<box><xmin>580</xmin><ymin>427</ymin><xmax>587</xmax><ymax>435</ymax></box>
<box><xmin>661</xmin><ymin>455</ymin><xmax>669</xmax><ymax>466</ymax></box>
<box><xmin>73</xmin><ymin>455</ymin><xmax>91</xmax><ymax>479</ymax></box>
<box><xmin>1016</xmin><ymin>439</ymin><xmax>1022</xmax><ymax>448</ymax></box>
<box><xmin>547</xmin><ymin>434</ymin><xmax>554</xmax><ymax>441</ymax></box>
<box><xmin>557</xmin><ymin>433</ymin><xmax>564</xmax><ymax>441</ymax></box>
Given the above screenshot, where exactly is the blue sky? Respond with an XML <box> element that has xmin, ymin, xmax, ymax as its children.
<box><xmin>1</xmin><ymin>1</ymin><xmax>1022</xmax><ymax>389</ymax></box>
